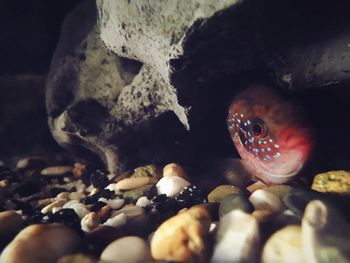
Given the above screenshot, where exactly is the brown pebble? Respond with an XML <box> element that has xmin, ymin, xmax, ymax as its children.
<box><xmin>151</xmin><ymin>206</ymin><xmax>211</xmax><ymax>262</ymax></box>
<box><xmin>41</xmin><ymin>166</ymin><xmax>74</xmax><ymax>177</ymax></box>
<box><xmin>72</xmin><ymin>162</ymin><xmax>88</xmax><ymax>178</ymax></box>
<box><xmin>115</xmin><ymin>177</ymin><xmax>158</xmax><ymax>191</ymax></box>
<box><xmin>163</xmin><ymin>163</ymin><xmax>189</xmax><ymax>180</ymax></box>
<box><xmin>0</xmin><ymin>179</ymin><xmax>9</xmax><ymax>188</ymax></box>
<box><xmin>207</xmin><ymin>185</ymin><xmax>244</xmax><ymax>203</ymax></box>
<box><xmin>252</xmin><ymin>210</ymin><xmax>275</xmax><ymax>223</ymax></box>
<box><xmin>0</xmin><ymin>211</ymin><xmax>23</xmax><ymax>237</ymax></box>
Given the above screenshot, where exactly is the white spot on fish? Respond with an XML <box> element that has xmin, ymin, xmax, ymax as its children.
<box><xmin>269</xmin><ymin>139</ymin><xmax>273</xmax><ymax>143</ymax></box>
<box><xmin>274</xmin><ymin>144</ymin><xmax>279</xmax><ymax>148</ymax></box>
<box><xmin>274</xmin><ymin>152</ymin><xmax>281</xmax><ymax>158</ymax></box>
<box><xmin>267</xmin><ymin>147</ymin><xmax>271</xmax><ymax>152</ymax></box>
<box><xmin>237</xmin><ymin>119</ymin><xmax>241</xmax><ymax>123</ymax></box>
<box><xmin>240</xmin><ymin>113</ymin><xmax>244</xmax><ymax>118</ymax></box>
<box><xmin>266</xmin><ymin>155</ymin><xmax>271</xmax><ymax>160</ymax></box>
<box><xmin>261</xmin><ymin>148</ymin><xmax>265</xmax><ymax>152</ymax></box>
<box><xmin>247</xmin><ymin>120</ymin><xmax>251</xmax><ymax>125</ymax></box>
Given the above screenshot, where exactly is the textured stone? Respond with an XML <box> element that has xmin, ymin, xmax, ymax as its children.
<box><xmin>207</xmin><ymin>185</ymin><xmax>244</xmax><ymax>203</ymax></box>
<box><xmin>311</xmin><ymin>170</ymin><xmax>350</xmax><ymax>194</ymax></box>
<box><xmin>151</xmin><ymin>206</ymin><xmax>211</xmax><ymax>262</ymax></box>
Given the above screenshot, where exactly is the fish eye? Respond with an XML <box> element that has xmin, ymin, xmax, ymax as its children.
<box><xmin>251</xmin><ymin>118</ymin><xmax>268</xmax><ymax>138</ymax></box>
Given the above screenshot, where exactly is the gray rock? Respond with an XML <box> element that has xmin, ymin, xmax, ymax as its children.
<box><xmin>219</xmin><ymin>194</ymin><xmax>253</xmax><ymax>218</ymax></box>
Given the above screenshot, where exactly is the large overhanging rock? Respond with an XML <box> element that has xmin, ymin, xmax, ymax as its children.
<box><xmin>46</xmin><ymin>0</ymin><xmax>350</xmax><ymax>174</ymax></box>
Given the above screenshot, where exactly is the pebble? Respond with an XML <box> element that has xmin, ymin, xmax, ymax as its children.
<box><xmin>262</xmin><ymin>225</ymin><xmax>303</xmax><ymax>263</ymax></box>
<box><xmin>131</xmin><ymin>165</ymin><xmax>162</xmax><ymax>180</ymax></box>
<box><xmin>207</xmin><ymin>185</ymin><xmax>244</xmax><ymax>203</ymax></box>
<box><xmin>219</xmin><ymin>194</ymin><xmax>253</xmax><ymax>218</ymax></box>
<box><xmin>103</xmin><ymin>213</ymin><xmax>127</xmax><ymax>228</ymax></box>
<box><xmin>0</xmin><ymin>211</ymin><xmax>23</xmax><ymax>237</ymax></box>
<box><xmin>70</xmin><ymin>203</ymin><xmax>89</xmax><ymax>218</ymax></box>
<box><xmin>302</xmin><ymin>200</ymin><xmax>350</xmax><ymax>263</ymax></box>
<box><xmin>122</xmin><ymin>184</ymin><xmax>153</xmax><ymax>202</ymax></box>
<box><xmin>136</xmin><ymin>196</ymin><xmax>151</xmax><ymax>207</ymax></box>
<box><xmin>263</xmin><ymin>185</ymin><xmax>295</xmax><ymax>199</ymax></box>
<box><xmin>69</xmin><ymin>192</ymin><xmax>84</xmax><ymax>200</ymax></box>
<box><xmin>110</xmin><ymin>204</ymin><xmax>145</xmax><ymax>220</ymax></box>
<box><xmin>151</xmin><ymin>206</ymin><xmax>211</xmax><ymax>262</ymax></box>
<box><xmin>252</xmin><ymin>209</ymin><xmax>275</xmax><ymax>224</ymax></box>
<box><xmin>100</xmin><ymin>236</ymin><xmax>153</xmax><ymax>262</ymax></box>
<box><xmin>105</xmin><ymin>183</ymin><xmax>122</xmax><ymax>195</ymax></box>
<box><xmin>212</xmin><ymin>210</ymin><xmax>260</xmax><ymax>263</ymax></box>
<box><xmin>102</xmin><ymin>198</ymin><xmax>125</xmax><ymax>210</ymax></box>
<box><xmin>58</xmin><ymin>253</ymin><xmax>97</xmax><ymax>263</ymax></box>
<box><xmin>249</xmin><ymin>189</ymin><xmax>285</xmax><ymax>213</ymax></box>
<box><xmin>176</xmin><ymin>185</ymin><xmax>207</xmax><ymax>208</ymax></box>
<box><xmin>41</xmin><ymin>166</ymin><xmax>74</xmax><ymax>177</ymax></box>
<box><xmin>163</xmin><ymin>163</ymin><xmax>189</xmax><ymax>180</ymax></box>
<box><xmin>63</xmin><ymin>199</ymin><xmax>79</xmax><ymax>209</ymax></box>
<box><xmin>0</xmin><ymin>224</ymin><xmax>81</xmax><ymax>263</ymax></box>
<box><xmin>116</xmin><ymin>176</ymin><xmax>158</xmax><ymax>191</ymax></box>
<box><xmin>311</xmin><ymin>170</ymin><xmax>350</xmax><ymax>194</ymax></box>
<box><xmin>56</xmin><ymin>192</ymin><xmax>70</xmax><ymax>200</ymax></box>
<box><xmin>81</xmin><ymin>212</ymin><xmax>100</xmax><ymax>233</ymax></box>
<box><xmin>16</xmin><ymin>157</ymin><xmax>47</xmax><ymax>170</ymax></box>
<box><xmin>41</xmin><ymin>199</ymin><xmax>66</xmax><ymax>214</ymax></box>
<box><xmin>156</xmin><ymin>176</ymin><xmax>190</xmax><ymax>197</ymax></box>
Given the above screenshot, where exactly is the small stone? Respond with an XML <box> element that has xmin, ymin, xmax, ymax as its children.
<box><xmin>136</xmin><ymin>196</ymin><xmax>151</xmax><ymax>208</ymax></box>
<box><xmin>69</xmin><ymin>192</ymin><xmax>84</xmax><ymax>200</ymax></box>
<box><xmin>110</xmin><ymin>204</ymin><xmax>145</xmax><ymax>220</ymax></box>
<box><xmin>103</xmin><ymin>213</ymin><xmax>127</xmax><ymax>228</ymax></box>
<box><xmin>251</xmin><ymin>210</ymin><xmax>275</xmax><ymax>224</ymax></box>
<box><xmin>72</xmin><ymin>162</ymin><xmax>88</xmax><ymax>178</ymax></box>
<box><xmin>16</xmin><ymin>157</ymin><xmax>47</xmax><ymax>170</ymax></box>
<box><xmin>0</xmin><ymin>224</ymin><xmax>81</xmax><ymax>263</ymax></box>
<box><xmin>122</xmin><ymin>184</ymin><xmax>153</xmax><ymax>202</ymax></box>
<box><xmin>262</xmin><ymin>225</ymin><xmax>303</xmax><ymax>263</ymax></box>
<box><xmin>249</xmin><ymin>189</ymin><xmax>285</xmax><ymax>214</ymax></box>
<box><xmin>70</xmin><ymin>203</ymin><xmax>89</xmax><ymax>218</ymax></box>
<box><xmin>41</xmin><ymin>199</ymin><xmax>66</xmax><ymax>214</ymax></box>
<box><xmin>219</xmin><ymin>194</ymin><xmax>253</xmax><ymax>218</ymax></box>
<box><xmin>211</xmin><ymin>210</ymin><xmax>260</xmax><ymax>263</ymax></box>
<box><xmin>207</xmin><ymin>185</ymin><xmax>244</xmax><ymax>203</ymax></box>
<box><xmin>116</xmin><ymin>177</ymin><xmax>158</xmax><ymax>191</ymax></box>
<box><xmin>58</xmin><ymin>253</ymin><xmax>97</xmax><ymax>263</ymax></box>
<box><xmin>81</xmin><ymin>212</ymin><xmax>100</xmax><ymax>233</ymax></box>
<box><xmin>131</xmin><ymin>165</ymin><xmax>162</xmax><ymax>180</ymax></box>
<box><xmin>156</xmin><ymin>176</ymin><xmax>190</xmax><ymax>197</ymax></box>
<box><xmin>41</xmin><ymin>166</ymin><xmax>74</xmax><ymax>176</ymax></box>
<box><xmin>163</xmin><ymin>163</ymin><xmax>189</xmax><ymax>180</ymax></box>
<box><xmin>263</xmin><ymin>185</ymin><xmax>295</xmax><ymax>199</ymax></box>
<box><xmin>176</xmin><ymin>185</ymin><xmax>207</xmax><ymax>208</ymax></box>
<box><xmin>151</xmin><ymin>194</ymin><xmax>179</xmax><ymax>214</ymax></box>
<box><xmin>90</xmin><ymin>170</ymin><xmax>110</xmax><ymax>189</ymax></box>
<box><xmin>56</xmin><ymin>192</ymin><xmax>70</xmax><ymax>200</ymax></box>
<box><xmin>151</xmin><ymin>206</ymin><xmax>211</xmax><ymax>262</ymax></box>
<box><xmin>0</xmin><ymin>211</ymin><xmax>23</xmax><ymax>237</ymax></box>
<box><xmin>101</xmin><ymin>236</ymin><xmax>153</xmax><ymax>262</ymax></box>
<box><xmin>63</xmin><ymin>200</ymin><xmax>80</xmax><ymax>209</ymax></box>
<box><xmin>104</xmin><ymin>198</ymin><xmax>125</xmax><ymax>210</ymax></box>
<box><xmin>312</xmin><ymin>170</ymin><xmax>350</xmax><ymax>194</ymax></box>
<box><xmin>46</xmin><ymin>209</ymin><xmax>81</xmax><ymax>230</ymax></box>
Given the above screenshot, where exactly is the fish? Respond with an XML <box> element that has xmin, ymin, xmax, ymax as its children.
<box><xmin>227</xmin><ymin>85</ymin><xmax>314</xmax><ymax>185</ymax></box>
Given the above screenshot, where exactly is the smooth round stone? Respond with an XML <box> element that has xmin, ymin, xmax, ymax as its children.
<box><xmin>262</xmin><ymin>225</ymin><xmax>303</xmax><ymax>263</ymax></box>
<box><xmin>312</xmin><ymin>170</ymin><xmax>350</xmax><ymax>194</ymax></box>
<box><xmin>41</xmin><ymin>166</ymin><xmax>74</xmax><ymax>176</ymax></box>
<box><xmin>63</xmin><ymin>200</ymin><xmax>79</xmax><ymax>209</ymax></box>
<box><xmin>101</xmin><ymin>236</ymin><xmax>152</xmax><ymax>262</ymax></box>
<box><xmin>116</xmin><ymin>177</ymin><xmax>158</xmax><ymax>191</ymax></box>
<box><xmin>207</xmin><ymin>185</ymin><xmax>244</xmax><ymax>203</ymax></box>
<box><xmin>249</xmin><ymin>189</ymin><xmax>285</xmax><ymax>213</ymax></box>
<box><xmin>219</xmin><ymin>194</ymin><xmax>253</xmax><ymax>218</ymax></box>
<box><xmin>69</xmin><ymin>192</ymin><xmax>84</xmax><ymax>200</ymax></box>
<box><xmin>56</xmin><ymin>192</ymin><xmax>70</xmax><ymax>200</ymax></box>
<box><xmin>103</xmin><ymin>213</ymin><xmax>127</xmax><ymax>228</ymax></box>
<box><xmin>0</xmin><ymin>224</ymin><xmax>81</xmax><ymax>263</ymax></box>
<box><xmin>122</xmin><ymin>184</ymin><xmax>153</xmax><ymax>202</ymax></box>
<box><xmin>212</xmin><ymin>210</ymin><xmax>260</xmax><ymax>263</ymax></box>
<box><xmin>156</xmin><ymin>176</ymin><xmax>190</xmax><ymax>197</ymax></box>
<box><xmin>16</xmin><ymin>157</ymin><xmax>47</xmax><ymax>170</ymax></box>
<box><xmin>264</xmin><ymin>185</ymin><xmax>295</xmax><ymax>199</ymax></box>
<box><xmin>110</xmin><ymin>204</ymin><xmax>145</xmax><ymax>220</ymax></box>
<box><xmin>106</xmin><ymin>198</ymin><xmax>125</xmax><ymax>210</ymax></box>
<box><xmin>151</xmin><ymin>206</ymin><xmax>211</xmax><ymax>262</ymax></box>
<box><xmin>70</xmin><ymin>203</ymin><xmax>89</xmax><ymax>218</ymax></box>
<box><xmin>81</xmin><ymin>212</ymin><xmax>100</xmax><ymax>233</ymax></box>
<box><xmin>41</xmin><ymin>200</ymin><xmax>66</xmax><ymax>214</ymax></box>
<box><xmin>136</xmin><ymin>196</ymin><xmax>151</xmax><ymax>207</ymax></box>
<box><xmin>163</xmin><ymin>163</ymin><xmax>189</xmax><ymax>180</ymax></box>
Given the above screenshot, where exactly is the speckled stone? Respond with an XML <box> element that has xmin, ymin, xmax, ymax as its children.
<box><xmin>207</xmin><ymin>185</ymin><xmax>244</xmax><ymax>203</ymax></box>
<box><xmin>151</xmin><ymin>206</ymin><xmax>211</xmax><ymax>262</ymax></box>
<box><xmin>312</xmin><ymin>170</ymin><xmax>350</xmax><ymax>194</ymax></box>
<box><xmin>131</xmin><ymin>165</ymin><xmax>162</xmax><ymax>180</ymax></box>
<box><xmin>101</xmin><ymin>236</ymin><xmax>153</xmax><ymax>262</ymax></box>
<box><xmin>219</xmin><ymin>194</ymin><xmax>253</xmax><ymax>218</ymax></box>
<box><xmin>156</xmin><ymin>176</ymin><xmax>191</xmax><ymax>198</ymax></box>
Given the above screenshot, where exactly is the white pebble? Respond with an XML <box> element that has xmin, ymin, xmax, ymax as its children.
<box><xmin>56</xmin><ymin>192</ymin><xmax>70</xmax><ymax>200</ymax></box>
<box><xmin>105</xmin><ymin>183</ymin><xmax>122</xmax><ymax>195</ymax></box>
<box><xmin>41</xmin><ymin>200</ymin><xmax>65</xmax><ymax>214</ymax></box>
<box><xmin>156</xmin><ymin>176</ymin><xmax>190</xmax><ymax>197</ymax></box>
<box><xmin>110</xmin><ymin>205</ymin><xmax>144</xmax><ymax>220</ymax></box>
<box><xmin>63</xmin><ymin>200</ymin><xmax>79</xmax><ymax>209</ymax></box>
<box><xmin>70</xmin><ymin>203</ymin><xmax>89</xmax><ymax>218</ymax></box>
<box><xmin>249</xmin><ymin>189</ymin><xmax>285</xmax><ymax>213</ymax></box>
<box><xmin>103</xmin><ymin>213</ymin><xmax>127</xmax><ymax>228</ymax></box>
<box><xmin>69</xmin><ymin>192</ymin><xmax>84</xmax><ymax>200</ymax></box>
<box><xmin>107</xmin><ymin>199</ymin><xmax>125</xmax><ymax>210</ymax></box>
<box><xmin>81</xmin><ymin>212</ymin><xmax>100</xmax><ymax>233</ymax></box>
<box><xmin>136</xmin><ymin>196</ymin><xmax>151</xmax><ymax>208</ymax></box>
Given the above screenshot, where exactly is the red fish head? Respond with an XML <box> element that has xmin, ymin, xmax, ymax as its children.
<box><xmin>227</xmin><ymin>86</ymin><xmax>314</xmax><ymax>185</ymax></box>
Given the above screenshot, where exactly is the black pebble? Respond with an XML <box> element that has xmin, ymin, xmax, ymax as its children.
<box><xmin>151</xmin><ymin>194</ymin><xmax>179</xmax><ymax>213</ymax></box>
<box><xmin>43</xmin><ymin>208</ymin><xmax>81</xmax><ymax>230</ymax></box>
<box><xmin>0</xmin><ymin>166</ymin><xmax>19</xmax><ymax>183</ymax></box>
<box><xmin>90</xmin><ymin>170</ymin><xmax>109</xmax><ymax>189</ymax></box>
<box><xmin>90</xmin><ymin>201</ymin><xmax>106</xmax><ymax>212</ymax></box>
<box><xmin>176</xmin><ymin>185</ymin><xmax>207</xmax><ymax>208</ymax></box>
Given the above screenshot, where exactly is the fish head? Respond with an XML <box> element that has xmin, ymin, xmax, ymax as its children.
<box><xmin>227</xmin><ymin>86</ymin><xmax>313</xmax><ymax>184</ymax></box>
